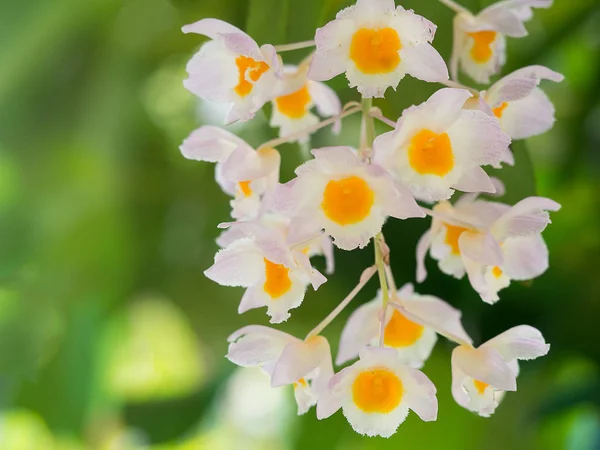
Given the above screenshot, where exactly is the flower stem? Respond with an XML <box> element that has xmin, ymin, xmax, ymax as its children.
<box><xmin>438</xmin><ymin>0</ymin><xmax>469</xmax><ymax>14</ymax></box>
<box><xmin>437</xmin><ymin>79</ymin><xmax>479</xmax><ymax>96</ymax></box>
<box><xmin>362</xmin><ymin>98</ymin><xmax>376</xmax><ymax>150</ymax></box>
<box><xmin>258</xmin><ymin>105</ymin><xmax>361</xmax><ymax>150</ymax></box>
<box><xmin>375</xmin><ymin>233</ymin><xmax>391</xmax><ymax>347</ymax></box>
<box><xmin>274</xmin><ymin>40</ymin><xmax>316</xmax><ymax>52</ymax></box>
<box><xmin>305</xmin><ymin>266</ymin><xmax>377</xmax><ymax>339</ymax></box>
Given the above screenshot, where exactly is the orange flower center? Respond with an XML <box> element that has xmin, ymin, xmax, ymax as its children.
<box><xmin>263</xmin><ymin>258</ymin><xmax>292</xmax><ymax>299</ymax></box>
<box><xmin>473</xmin><ymin>379</ymin><xmax>489</xmax><ymax>394</ymax></box>
<box><xmin>350</xmin><ymin>28</ymin><xmax>402</xmax><ymax>74</ymax></box>
<box><xmin>353</xmin><ymin>368</ymin><xmax>403</xmax><ymax>413</ymax></box>
<box><xmin>238</xmin><ymin>181</ymin><xmax>252</xmax><ymax>197</ymax></box>
<box><xmin>293</xmin><ymin>378</ymin><xmax>308</xmax><ymax>389</ymax></box>
<box><xmin>235</xmin><ymin>56</ymin><xmax>270</xmax><ymax>97</ymax></box>
<box><xmin>384</xmin><ymin>310</ymin><xmax>425</xmax><ymax>347</ymax></box>
<box><xmin>492</xmin><ymin>266</ymin><xmax>503</xmax><ymax>278</ymax></box>
<box><xmin>444</xmin><ymin>224</ymin><xmax>470</xmax><ymax>255</ymax></box>
<box><xmin>275</xmin><ymin>85</ymin><xmax>312</xmax><ymax>118</ymax></box>
<box><xmin>467</xmin><ymin>31</ymin><xmax>497</xmax><ymax>63</ymax></box>
<box><xmin>408</xmin><ymin>129</ymin><xmax>454</xmax><ymax>176</ymax></box>
<box><xmin>321</xmin><ymin>176</ymin><xmax>374</xmax><ymax>226</ymax></box>
<box><xmin>493</xmin><ymin>102</ymin><xmax>509</xmax><ymax>118</ymax></box>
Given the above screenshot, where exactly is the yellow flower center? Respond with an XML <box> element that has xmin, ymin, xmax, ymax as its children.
<box><xmin>492</xmin><ymin>266</ymin><xmax>503</xmax><ymax>278</ymax></box>
<box><xmin>444</xmin><ymin>224</ymin><xmax>470</xmax><ymax>255</ymax></box>
<box><xmin>352</xmin><ymin>368</ymin><xmax>403</xmax><ymax>413</ymax></box>
<box><xmin>408</xmin><ymin>129</ymin><xmax>454</xmax><ymax>176</ymax></box>
<box><xmin>238</xmin><ymin>181</ymin><xmax>252</xmax><ymax>197</ymax></box>
<box><xmin>493</xmin><ymin>102</ymin><xmax>509</xmax><ymax>118</ymax></box>
<box><xmin>235</xmin><ymin>56</ymin><xmax>270</xmax><ymax>97</ymax></box>
<box><xmin>263</xmin><ymin>258</ymin><xmax>292</xmax><ymax>299</ymax></box>
<box><xmin>473</xmin><ymin>379</ymin><xmax>489</xmax><ymax>394</ymax></box>
<box><xmin>275</xmin><ymin>85</ymin><xmax>312</xmax><ymax>118</ymax></box>
<box><xmin>321</xmin><ymin>176</ymin><xmax>374</xmax><ymax>226</ymax></box>
<box><xmin>467</xmin><ymin>31</ymin><xmax>497</xmax><ymax>64</ymax></box>
<box><xmin>349</xmin><ymin>28</ymin><xmax>402</xmax><ymax>74</ymax></box>
<box><xmin>384</xmin><ymin>309</ymin><xmax>425</xmax><ymax>347</ymax></box>
<box><xmin>293</xmin><ymin>378</ymin><xmax>308</xmax><ymax>389</ymax></box>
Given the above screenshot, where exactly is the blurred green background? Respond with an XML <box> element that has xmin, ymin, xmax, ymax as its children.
<box><xmin>1</xmin><ymin>0</ymin><xmax>600</xmax><ymax>448</ymax></box>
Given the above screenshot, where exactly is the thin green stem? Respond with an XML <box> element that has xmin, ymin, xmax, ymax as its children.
<box><xmin>362</xmin><ymin>98</ymin><xmax>376</xmax><ymax>150</ymax></box>
<box><xmin>375</xmin><ymin>233</ymin><xmax>390</xmax><ymax>347</ymax></box>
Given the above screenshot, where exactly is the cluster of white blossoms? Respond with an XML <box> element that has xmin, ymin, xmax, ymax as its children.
<box><xmin>180</xmin><ymin>0</ymin><xmax>562</xmax><ymax>438</ymax></box>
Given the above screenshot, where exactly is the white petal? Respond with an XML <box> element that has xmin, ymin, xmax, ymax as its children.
<box><xmin>502</xmin><ymin>234</ymin><xmax>548</xmax><ymax>280</ymax></box>
<box><xmin>482</xmin><ymin>325</ymin><xmax>550</xmax><ymax>361</ymax></box>
<box><xmin>453</xmin><ymin>166</ymin><xmax>497</xmax><ymax>194</ymax></box>
<box><xmin>182</xmin><ymin>18</ymin><xmax>244</xmax><ymax>38</ymax></box>
<box><xmin>500</xmin><ymin>88</ymin><xmax>557</xmax><ymax>139</ymax></box>
<box><xmin>238</xmin><ymin>286</ymin><xmax>264</xmax><ymax>314</ymax></box>
<box><xmin>271</xmin><ymin>336</ymin><xmax>331</xmax><ymax>387</ymax></box>
<box><xmin>397</xmin><ymin>366</ymin><xmax>438</xmax><ymax>421</ymax></box>
<box><xmin>420</xmin><ymin>88</ymin><xmax>473</xmax><ymax>131</ymax></box>
<box><xmin>308</xmin><ymin>19</ymin><xmax>354</xmax><ymax>81</ymax></box>
<box><xmin>336</xmin><ymin>299</ymin><xmax>380</xmax><ymax>365</ymax></box>
<box><xmin>492</xmin><ymin>196</ymin><xmax>561</xmax><ymax>240</ymax></box>
<box><xmin>294</xmin><ymin>383</ymin><xmax>318</xmax><ymax>415</ymax></box>
<box><xmin>452</xmin><ymin>345</ymin><xmax>517</xmax><ymax>391</ymax></box>
<box><xmin>316</xmin><ymin>366</ymin><xmax>353</xmax><ymax>419</ymax></box>
<box><xmin>394</xmin><ymin>295</ymin><xmax>473</xmax><ymax>346</ymax></box>
<box><xmin>416</xmin><ymin>229</ymin><xmax>433</xmax><ymax>283</ymax></box>
<box><xmin>458</xmin><ymin>231</ymin><xmax>503</xmax><ymax>266</ymax></box>
<box><xmin>226</xmin><ymin>325</ymin><xmax>297</xmax><ymax>368</ymax></box>
<box><xmin>220</xmin><ymin>32</ymin><xmax>262</xmax><ymax>60</ymax></box>
<box><xmin>402</xmin><ymin>43</ymin><xmax>449</xmax><ymax>83</ymax></box>
<box><xmin>180</xmin><ymin>126</ymin><xmax>247</xmax><ymax>163</ymax></box>
<box><xmin>308</xmin><ymin>81</ymin><xmax>342</xmax><ymax>133</ymax></box>
<box><xmin>448</xmin><ymin>110</ymin><xmax>512</xmax><ymax>167</ymax></box>
<box><xmin>204</xmin><ymin>238</ymin><xmax>264</xmax><ymax>287</ymax></box>
<box><xmin>477</xmin><ymin>4</ymin><xmax>528</xmax><ymax>37</ymax></box>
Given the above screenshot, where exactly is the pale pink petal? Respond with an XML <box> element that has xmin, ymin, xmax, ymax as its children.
<box><xmin>221</xmin><ymin>32</ymin><xmax>262</xmax><ymax>60</ymax></box>
<box><xmin>316</xmin><ymin>366</ymin><xmax>354</xmax><ymax>419</ymax></box>
<box><xmin>336</xmin><ymin>299</ymin><xmax>380</xmax><ymax>365</ymax></box>
<box><xmin>182</xmin><ymin>18</ymin><xmax>244</xmax><ymax>38</ymax></box>
<box><xmin>452</xmin><ymin>346</ymin><xmax>517</xmax><ymax>391</ymax></box>
<box><xmin>356</xmin><ymin>0</ymin><xmax>396</xmax><ymax>15</ymax></box>
<box><xmin>308</xmin><ymin>19</ymin><xmax>354</xmax><ymax>81</ymax></box>
<box><xmin>397</xmin><ymin>366</ymin><xmax>438</xmax><ymax>421</ymax></box>
<box><xmin>448</xmin><ymin>110</ymin><xmax>512</xmax><ymax>166</ymax></box>
<box><xmin>204</xmin><ymin>238</ymin><xmax>264</xmax><ymax>287</ymax></box>
<box><xmin>458</xmin><ymin>232</ymin><xmax>503</xmax><ymax>266</ymax></box>
<box><xmin>502</xmin><ymin>234</ymin><xmax>548</xmax><ymax>280</ymax></box>
<box><xmin>492</xmin><ymin>196</ymin><xmax>561</xmax><ymax>240</ymax></box>
<box><xmin>238</xmin><ymin>286</ymin><xmax>264</xmax><ymax>314</ymax></box>
<box><xmin>477</xmin><ymin>5</ymin><xmax>528</xmax><ymax>37</ymax></box>
<box><xmin>501</xmin><ymin>88</ymin><xmax>557</xmax><ymax>139</ymax></box>
<box><xmin>418</xmin><ymin>88</ymin><xmax>473</xmax><ymax>131</ymax></box>
<box><xmin>311</xmin><ymin>146</ymin><xmax>362</xmax><ymax>173</ymax></box>
<box><xmin>416</xmin><ymin>229</ymin><xmax>433</xmax><ymax>283</ymax></box>
<box><xmin>402</xmin><ymin>43</ymin><xmax>449</xmax><ymax>83</ymax></box>
<box><xmin>308</xmin><ymin>81</ymin><xmax>342</xmax><ymax>133</ymax></box>
<box><xmin>221</xmin><ymin>146</ymin><xmax>280</xmax><ymax>182</ymax></box>
<box><xmin>294</xmin><ymin>250</ymin><xmax>327</xmax><ymax>290</ymax></box>
<box><xmin>394</xmin><ymin>296</ymin><xmax>473</xmax><ymax>346</ymax></box>
<box><xmin>380</xmin><ymin>180</ymin><xmax>426</xmax><ymax>220</ymax></box>
<box><xmin>180</xmin><ymin>126</ymin><xmax>247</xmax><ymax>162</ymax></box>
<box><xmin>271</xmin><ymin>336</ymin><xmax>331</xmax><ymax>387</ymax></box>
<box><xmin>453</xmin><ymin>166</ymin><xmax>497</xmax><ymax>194</ymax></box>
<box><xmin>226</xmin><ymin>325</ymin><xmax>297</xmax><ymax>368</ymax></box>
<box><xmin>451</xmin><ymin>361</ymin><xmax>470</xmax><ymax>409</ymax></box>
<box><xmin>482</xmin><ymin>325</ymin><xmax>550</xmax><ymax>361</ymax></box>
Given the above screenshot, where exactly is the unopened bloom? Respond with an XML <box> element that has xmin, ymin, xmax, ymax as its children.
<box><xmin>452</xmin><ymin>325</ymin><xmax>549</xmax><ymax>417</ymax></box>
<box><xmin>373</xmin><ymin>88</ymin><xmax>512</xmax><ymax>202</ymax></box>
<box><xmin>480</xmin><ymin>65</ymin><xmax>564</xmax><ymax>139</ymax></box>
<box><xmin>180</xmin><ymin>126</ymin><xmax>280</xmax><ymax>220</ymax></box>
<box><xmin>309</xmin><ymin>0</ymin><xmax>448</xmax><ymax>97</ymax></box>
<box><xmin>317</xmin><ymin>347</ymin><xmax>437</xmax><ymax>437</ymax></box>
<box><xmin>417</xmin><ymin>194</ymin><xmax>561</xmax><ymax>303</ymax></box>
<box><xmin>275</xmin><ymin>146</ymin><xmax>424</xmax><ymax>251</ymax></box>
<box><xmin>205</xmin><ymin>222</ymin><xmax>327</xmax><ymax>323</ymax></box>
<box><xmin>271</xmin><ymin>65</ymin><xmax>342</xmax><ymax>142</ymax></box>
<box><xmin>182</xmin><ymin>19</ymin><xmax>282</xmax><ymax>123</ymax></box>
<box><xmin>337</xmin><ymin>283</ymin><xmax>472</xmax><ymax>368</ymax></box>
<box><xmin>227</xmin><ymin>326</ymin><xmax>334</xmax><ymax>415</ymax></box>
<box><xmin>450</xmin><ymin>0</ymin><xmax>553</xmax><ymax>83</ymax></box>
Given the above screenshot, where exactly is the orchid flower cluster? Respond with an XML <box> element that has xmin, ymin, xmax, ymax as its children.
<box><xmin>180</xmin><ymin>0</ymin><xmax>562</xmax><ymax>438</ymax></box>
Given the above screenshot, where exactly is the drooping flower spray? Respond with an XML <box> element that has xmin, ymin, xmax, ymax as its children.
<box><xmin>180</xmin><ymin>0</ymin><xmax>560</xmax><ymax>438</ymax></box>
